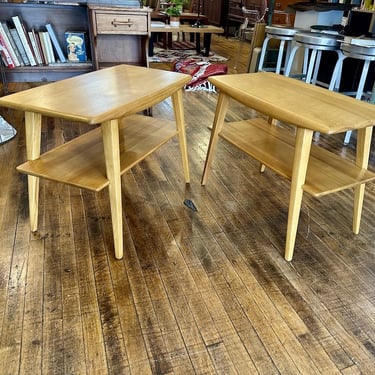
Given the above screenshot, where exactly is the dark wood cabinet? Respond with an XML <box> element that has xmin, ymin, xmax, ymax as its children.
<box><xmin>189</xmin><ymin>0</ymin><xmax>227</xmax><ymax>26</ymax></box>
<box><xmin>227</xmin><ymin>0</ymin><xmax>243</xmax><ymax>26</ymax></box>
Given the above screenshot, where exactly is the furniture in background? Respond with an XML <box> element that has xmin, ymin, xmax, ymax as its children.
<box><xmin>233</xmin><ymin>1</ymin><xmax>268</xmax><ymax>70</ymax></box>
<box><xmin>151</xmin><ymin>11</ymin><xmax>209</xmax><ymax>48</ymax></box>
<box><xmin>284</xmin><ymin>31</ymin><xmax>342</xmax><ymax>85</ymax></box>
<box><xmin>226</xmin><ymin>0</ymin><xmax>293</xmax><ymax>36</ymax></box>
<box><xmin>227</xmin><ymin>0</ymin><xmax>266</xmax><ymax>36</ymax></box>
<box><xmin>0</xmin><ymin>2</ymin><xmax>151</xmax><ymax>82</ymax></box>
<box><xmin>88</xmin><ymin>5</ymin><xmax>152</xmax><ymax>69</ymax></box>
<box><xmin>257</xmin><ymin>25</ymin><xmax>297</xmax><ymax>74</ymax></box>
<box><xmin>190</xmin><ymin>0</ymin><xmax>227</xmax><ymax>26</ymax></box>
<box><xmin>0</xmin><ymin>1</ymin><xmax>93</xmax><ymax>82</ymax></box>
<box><xmin>0</xmin><ymin>65</ymin><xmax>191</xmax><ymax>259</ymax></box>
<box><xmin>149</xmin><ymin>24</ymin><xmax>224</xmax><ymax>56</ymax></box>
<box><xmin>232</xmin><ymin>0</ymin><xmax>293</xmax><ymax>72</ymax></box>
<box><xmin>201</xmin><ymin>72</ymin><xmax>375</xmax><ymax>261</ymax></box>
<box><xmin>246</xmin><ymin>22</ymin><xmax>266</xmax><ymax>72</ymax></box>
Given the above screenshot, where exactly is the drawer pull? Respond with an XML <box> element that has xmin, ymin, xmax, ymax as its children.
<box><xmin>111</xmin><ymin>19</ymin><xmax>133</xmax><ymax>27</ymax></box>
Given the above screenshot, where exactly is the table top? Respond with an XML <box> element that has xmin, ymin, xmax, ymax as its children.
<box><xmin>151</xmin><ymin>24</ymin><xmax>224</xmax><ymax>33</ymax></box>
<box><xmin>0</xmin><ymin>65</ymin><xmax>191</xmax><ymax>125</ymax></box>
<box><xmin>209</xmin><ymin>72</ymin><xmax>375</xmax><ymax>134</ymax></box>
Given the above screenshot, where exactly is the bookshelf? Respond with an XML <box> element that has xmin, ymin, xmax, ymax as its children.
<box><xmin>0</xmin><ymin>2</ymin><xmax>93</xmax><ymax>82</ymax></box>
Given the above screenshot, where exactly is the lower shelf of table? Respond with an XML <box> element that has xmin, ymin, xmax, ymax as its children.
<box><xmin>219</xmin><ymin>118</ymin><xmax>375</xmax><ymax>197</ymax></box>
<box><xmin>17</xmin><ymin>114</ymin><xmax>179</xmax><ymax>192</ymax></box>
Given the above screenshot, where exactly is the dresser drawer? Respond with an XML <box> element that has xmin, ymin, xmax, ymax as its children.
<box><xmin>95</xmin><ymin>12</ymin><xmax>148</xmax><ymax>34</ymax></box>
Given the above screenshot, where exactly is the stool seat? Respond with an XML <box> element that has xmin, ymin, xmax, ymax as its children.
<box><xmin>341</xmin><ymin>43</ymin><xmax>375</xmax><ymax>59</ymax></box>
<box><xmin>294</xmin><ymin>32</ymin><xmax>341</xmax><ymax>49</ymax></box>
<box><xmin>258</xmin><ymin>26</ymin><xmax>298</xmax><ymax>74</ymax></box>
<box><xmin>265</xmin><ymin>25</ymin><xmax>299</xmax><ymax>37</ymax></box>
<box><xmin>284</xmin><ymin>32</ymin><xmax>342</xmax><ymax>85</ymax></box>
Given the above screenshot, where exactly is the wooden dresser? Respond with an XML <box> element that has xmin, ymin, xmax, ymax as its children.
<box><xmin>88</xmin><ymin>5</ymin><xmax>152</xmax><ymax>69</ymax></box>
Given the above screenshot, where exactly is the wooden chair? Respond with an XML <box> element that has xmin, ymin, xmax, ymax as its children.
<box><xmin>233</xmin><ymin>0</ymin><xmax>267</xmax><ymax>71</ymax></box>
<box><xmin>247</xmin><ymin>22</ymin><xmax>266</xmax><ymax>73</ymax></box>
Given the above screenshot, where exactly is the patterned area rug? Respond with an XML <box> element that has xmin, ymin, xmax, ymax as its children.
<box><xmin>149</xmin><ymin>41</ymin><xmax>228</xmax><ymax>64</ymax></box>
<box><xmin>174</xmin><ymin>60</ymin><xmax>228</xmax><ymax>92</ymax></box>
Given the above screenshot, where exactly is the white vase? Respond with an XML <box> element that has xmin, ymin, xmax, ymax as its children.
<box><xmin>170</xmin><ymin>17</ymin><xmax>180</xmax><ymax>27</ymax></box>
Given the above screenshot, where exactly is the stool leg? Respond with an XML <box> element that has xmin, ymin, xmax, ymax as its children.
<box><xmin>344</xmin><ymin>60</ymin><xmax>371</xmax><ymax>145</ymax></box>
<box><xmin>305</xmin><ymin>49</ymin><xmax>318</xmax><ymax>84</ymax></box>
<box><xmin>311</xmin><ymin>50</ymin><xmax>322</xmax><ymax>85</ymax></box>
<box><xmin>276</xmin><ymin>39</ymin><xmax>286</xmax><ymax>74</ymax></box>
<box><xmin>329</xmin><ymin>52</ymin><xmax>345</xmax><ymax>91</ymax></box>
<box><xmin>284</xmin><ymin>45</ymin><xmax>299</xmax><ymax>77</ymax></box>
<box><xmin>355</xmin><ymin>60</ymin><xmax>370</xmax><ymax>100</ymax></box>
<box><xmin>258</xmin><ymin>36</ymin><xmax>270</xmax><ymax>72</ymax></box>
<box><xmin>302</xmin><ymin>48</ymin><xmax>309</xmax><ymax>77</ymax></box>
<box><xmin>283</xmin><ymin>41</ymin><xmax>293</xmax><ymax>73</ymax></box>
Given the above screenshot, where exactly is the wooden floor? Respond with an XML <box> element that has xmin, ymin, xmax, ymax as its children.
<box><xmin>1</xmin><ymin>35</ymin><xmax>375</xmax><ymax>375</ymax></box>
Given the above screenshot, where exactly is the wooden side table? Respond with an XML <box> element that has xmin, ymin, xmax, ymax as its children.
<box><xmin>202</xmin><ymin>72</ymin><xmax>375</xmax><ymax>261</ymax></box>
<box><xmin>149</xmin><ymin>24</ymin><xmax>224</xmax><ymax>56</ymax></box>
<box><xmin>0</xmin><ymin>65</ymin><xmax>191</xmax><ymax>259</ymax></box>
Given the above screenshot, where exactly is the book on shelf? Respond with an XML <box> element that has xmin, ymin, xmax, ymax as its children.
<box><xmin>45</xmin><ymin>32</ymin><xmax>56</xmax><ymax>64</ymax></box>
<box><xmin>65</xmin><ymin>31</ymin><xmax>87</xmax><ymax>62</ymax></box>
<box><xmin>38</xmin><ymin>31</ymin><xmax>49</xmax><ymax>65</ymax></box>
<box><xmin>45</xmin><ymin>23</ymin><xmax>66</xmax><ymax>63</ymax></box>
<box><xmin>32</xmin><ymin>28</ymin><xmax>46</xmax><ymax>65</ymax></box>
<box><xmin>0</xmin><ymin>38</ymin><xmax>15</xmax><ymax>68</ymax></box>
<box><xmin>343</xmin><ymin>35</ymin><xmax>375</xmax><ymax>47</ymax></box>
<box><xmin>28</xmin><ymin>30</ymin><xmax>43</xmax><ymax>65</ymax></box>
<box><xmin>0</xmin><ymin>22</ymin><xmax>20</xmax><ymax>67</ymax></box>
<box><xmin>9</xmin><ymin>27</ymin><xmax>30</xmax><ymax>66</ymax></box>
<box><xmin>39</xmin><ymin>31</ymin><xmax>55</xmax><ymax>64</ymax></box>
<box><xmin>11</xmin><ymin>15</ymin><xmax>37</xmax><ymax>66</ymax></box>
<box><xmin>1</xmin><ymin>22</ymin><xmax>23</xmax><ymax>66</ymax></box>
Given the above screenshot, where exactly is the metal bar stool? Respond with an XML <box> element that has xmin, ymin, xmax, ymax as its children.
<box><xmin>329</xmin><ymin>43</ymin><xmax>375</xmax><ymax>144</ymax></box>
<box><xmin>258</xmin><ymin>25</ymin><xmax>298</xmax><ymax>74</ymax></box>
<box><xmin>284</xmin><ymin>31</ymin><xmax>342</xmax><ymax>85</ymax></box>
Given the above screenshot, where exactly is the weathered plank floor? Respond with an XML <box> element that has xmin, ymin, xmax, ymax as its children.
<box><xmin>0</xmin><ymin>35</ymin><xmax>374</xmax><ymax>374</ymax></box>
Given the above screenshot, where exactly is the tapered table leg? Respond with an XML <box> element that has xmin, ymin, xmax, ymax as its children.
<box><xmin>25</xmin><ymin>111</ymin><xmax>42</xmax><ymax>232</ymax></box>
<box><xmin>201</xmin><ymin>92</ymin><xmax>230</xmax><ymax>185</ymax></box>
<box><xmin>172</xmin><ymin>89</ymin><xmax>190</xmax><ymax>183</ymax></box>
<box><xmin>353</xmin><ymin>126</ymin><xmax>373</xmax><ymax>234</ymax></box>
<box><xmin>285</xmin><ymin>127</ymin><xmax>313</xmax><ymax>261</ymax></box>
<box><xmin>102</xmin><ymin>120</ymin><xmax>123</xmax><ymax>260</ymax></box>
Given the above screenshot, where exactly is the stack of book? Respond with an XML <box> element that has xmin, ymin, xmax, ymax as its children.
<box><xmin>0</xmin><ymin>15</ymin><xmax>87</xmax><ymax>69</ymax></box>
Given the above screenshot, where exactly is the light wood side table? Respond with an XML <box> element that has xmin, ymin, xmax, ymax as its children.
<box><xmin>0</xmin><ymin>65</ymin><xmax>191</xmax><ymax>259</ymax></box>
<box><xmin>202</xmin><ymin>72</ymin><xmax>375</xmax><ymax>261</ymax></box>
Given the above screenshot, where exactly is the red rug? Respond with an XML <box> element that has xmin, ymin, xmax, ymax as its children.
<box><xmin>174</xmin><ymin>59</ymin><xmax>228</xmax><ymax>92</ymax></box>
